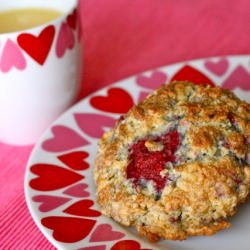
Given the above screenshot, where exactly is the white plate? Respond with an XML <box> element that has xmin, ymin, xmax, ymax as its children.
<box><xmin>25</xmin><ymin>55</ymin><xmax>250</xmax><ymax>250</ymax></box>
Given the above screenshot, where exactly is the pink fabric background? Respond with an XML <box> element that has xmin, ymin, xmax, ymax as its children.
<box><xmin>1</xmin><ymin>0</ymin><xmax>250</xmax><ymax>248</ymax></box>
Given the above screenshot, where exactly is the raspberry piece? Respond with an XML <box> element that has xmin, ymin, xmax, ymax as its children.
<box><xmin>127</xmin><ymin>130</ymin><xmax>179</xmax><ymax>192</ymax></box>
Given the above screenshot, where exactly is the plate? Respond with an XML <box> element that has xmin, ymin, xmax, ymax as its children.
<box><xmin>25</xmin><ymin>55</ymin><xmax>250</xmax><ymax>250</ymax></box>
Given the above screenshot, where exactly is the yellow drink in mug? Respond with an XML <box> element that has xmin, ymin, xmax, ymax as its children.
<box><xmin>0</xmin><ymin>0</ymin><xmax>81</xmax><ymax>145</ymax></box>
<box><xmin>0</xmin><ymin>8</ymin><xmax>62</xmax><ymax>33</ymax></box>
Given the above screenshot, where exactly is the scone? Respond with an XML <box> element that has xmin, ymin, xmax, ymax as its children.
<box><xmin>94</xmin><ymin>81</ymin><xmax>250</xmax><ymax>241</ymax></box>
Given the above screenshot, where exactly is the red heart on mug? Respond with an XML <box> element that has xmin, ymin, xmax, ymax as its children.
<box><xmin>64</xmin><ymin>199</ymin><xmax>101</xmax><ymax>217</ymax></box>
<box><xmin>58</xmin><ymin>151</ymin><xmax>89</xmax><ymax>171</ymax></box>
<box><xmin>30</xmin><ymin>164</ymin><xmax>84</xmax><ymax>191</ymax></box>
<box><xmin>0</xmin><ymin>39</ymin><xmax>26</xmax><ymax>72</ymax></box>
<box><xmin>17</xmin><ymin>25</ymin><xmax>55</xmax><ymax>65</ymax></box>
<box><xmin>67</xmin><ymin>9</ymin><xmax>77</xmax><ymax>29</ymax></box>
<box><xmin>90</xmin><ymin>88</ymin><xmax>134</xmax><ymax>114</ymax></box>
<box><xmin>56</xmin><ymin>22</ymin><xmax>75</xmax><ymax>58</ymax></box>
<box><xmin>171</xmin><ymin>65</ymin><xmax>215</xmax><ymax>86</ymax></box>
<box><xmin>42</xmin><ymin>216</ymin><xmax>96</xmax><ymax>243</ymax></box>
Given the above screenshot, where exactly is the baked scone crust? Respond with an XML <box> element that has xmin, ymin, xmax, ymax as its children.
<box><xmin>94</xmin><ymin>81</ymin><xmax>250</xmax><ymax>241</ymax></box>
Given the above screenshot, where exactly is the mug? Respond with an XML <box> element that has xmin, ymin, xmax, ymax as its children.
<box><xmin>0</xmin><ymin>0</ymin><xmax>82</xmax><ymax>145</ymax></box>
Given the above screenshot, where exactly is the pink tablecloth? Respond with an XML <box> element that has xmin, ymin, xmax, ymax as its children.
<box><xmin>1</xmin><ymin>0</ymin><xmax>250</xmax><ymax>248</ymax></box>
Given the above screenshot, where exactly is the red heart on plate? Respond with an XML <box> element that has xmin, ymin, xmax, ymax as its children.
<box><xmin>63</xmin><ymin>183</ymin><xmax>90</xmax><ymax>197</ymax></box>
<box><xmin>90</xmin><ymin>88</ymin><xmax>134</xmax><ymax>114</ymax></box>
<box><xmin>111</xmin><ymin>240</ymin><xmax>151</xmax><ymax>250</ymax></box>
<box><xmin>136</xmin><ymin>71</ymin><xmax>167</xmax><ymax>89</ymax></box>
<box><xmin>90</xmin><ymin>224</ymin><xmax>124</xmax><ymax>242</ymax></box>
<box><xmin>64</xmin><ymin>200</ymin><xmax>101</xmax><ymax>217</ymax></box>
<box><xmin>30</xmin><ymin>164</ymin><xmax>84</xmax><ymax>191</ymax></box>
<box><xmin>42</xmin><ymin>216</ymin><xmax>96</xmax><ymax>243</ymax></box>
<box><xmin>32</xmin><ymin>195</ymin><xmax>71</xmax><ymax>212</ymax></box>
<box><xmin>17</xmin><ymin>25</ymin><xmax>55</xmax><ymax>65</ymax></box>
<box><xmin>42</xmin><ymin>125</ymin><xmax>89</xmax><ymax>152</ymax></box>
<box><xmin>171</xmin><ymin>65</ymin><xmax>215</xmax><ymax>86</ymax></box>
<box><xmin>67</xmin><ymin>9</ymin><xmax>77</xmax><ymax>29</ymax></box>
<box><xmin>58</xmin><ymin>151</ymin><xmax>89</xmax><ymax>171</ymax></box>
<box><xmin>74</xmin><ymin>113</ymin><xmax>116</xmax><ymax>138</ymax></box>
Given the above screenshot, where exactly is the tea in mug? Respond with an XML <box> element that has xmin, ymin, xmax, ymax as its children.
<box><xmin>0</xmin><ymin>8</ymin><xmax>62</xmax><ymax>33</ymax></box>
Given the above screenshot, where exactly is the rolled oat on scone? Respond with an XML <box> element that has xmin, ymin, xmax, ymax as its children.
<box><xmin>94</xmin><ymin>81</ymin><xmax>250</xmax><ymax>241</ymax></box>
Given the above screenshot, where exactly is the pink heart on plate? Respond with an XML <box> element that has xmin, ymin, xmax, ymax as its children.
<box><xmin>138</xmin><ymin>91</ymin><xmax>151</xmax><ymax>103</ymax></box>
<box><xmin>204</xmin><ymin>58</ymin><xmax>229</xmax><ymax>76</ymax></box>
<box><xmin>63</xmin><ymin>183</ymin><xmax>90</xmax><ymax>197</ymax></box>
<box><xmin>78</xmin><ymin>246</ymin><xmax>106</xmax><ymax>250</ymax></box>
<box><xmin>32</xmin><ymin>195</ymin><xmax>71</xmax><ymax>212</ymax></box>
<box><xmin>74</xmin><ymin>113</ymin><xmax>116</xmax><ymax>138</ymax></box>
<box><xmin>136</xmin><ymin>71</ymin><xmax>167</xmax><ymax>89</ymax></box>
<box><xmin>222</xmin><ymin>65</ymin><xmax>250</xmax><ymax>90</ymax></box>
<box><xmin>42</xmin><ymin>125</ymin><xmax>89</xmax><ymax>152</ymax></box>
<box><xmin>0</xmin><ymin>39</ymin><xmax>26</xmax><ymax>72</ymax></box>
<box><xmin>56</xmin><ymin>22</ymin><xmax>75</xmax><ymax>58</ymax></box>
<box><xmin>90</xmin><ymin>224</ymin><xmax>125</xmax><ymax>242</ymax></box>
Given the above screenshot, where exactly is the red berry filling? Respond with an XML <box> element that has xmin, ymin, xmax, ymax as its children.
<box><xmin>126</xmin><ymin>130</ymin><xmax>179</xmax><ymax>192</ymax></box>
<box><xmin>228</xmin><ymin>113</ymin><xmax>236</xmax><ymax>127</ymax></box>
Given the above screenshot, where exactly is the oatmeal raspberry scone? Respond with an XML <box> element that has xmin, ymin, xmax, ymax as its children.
<box><xmin>94</xmin><ymin>81</ymin><xmax>250</xmax><ymax>241</ymax></box>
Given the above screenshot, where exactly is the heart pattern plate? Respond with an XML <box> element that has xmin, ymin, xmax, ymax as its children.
<box><xmin>25</xmin><ymin>55</ymin><xmax>250</xmax><ymax>250</ymax></box>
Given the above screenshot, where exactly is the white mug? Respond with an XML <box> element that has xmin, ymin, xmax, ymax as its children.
<box><xmin>0</xmin><ymin>0</ymin><xmax>81</xmax><ymax>145</ymax></box>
